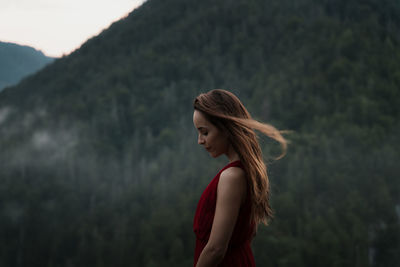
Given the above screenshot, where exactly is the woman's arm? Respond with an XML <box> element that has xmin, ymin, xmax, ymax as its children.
<box><xmin>196</xmin><ymin>166</ymin><xmax>247</xmax><ymax>267</ymax></box>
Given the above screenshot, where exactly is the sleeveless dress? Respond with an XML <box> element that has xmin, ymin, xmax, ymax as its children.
<box><xmin>193</xmin><ymin>160</ymin><xmax>256</xmax><ymax>267</ymax></box>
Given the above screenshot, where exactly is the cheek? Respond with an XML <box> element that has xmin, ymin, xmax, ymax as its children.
<box><xmin>205</xmin><ymin>133</ymin><xmax>214</xmax><ymax>145</ymax></box>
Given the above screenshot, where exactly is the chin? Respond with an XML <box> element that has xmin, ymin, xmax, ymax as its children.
<box><xmin>210</xmin><ymin>152</ymin><xmax>223</xmax><ymax>158</ymax></box>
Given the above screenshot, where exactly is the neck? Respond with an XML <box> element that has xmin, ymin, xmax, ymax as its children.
<box><xmin>226</xmin><ymin>145</ymin><xmax>240</xmax><ymax>163</ymax></box>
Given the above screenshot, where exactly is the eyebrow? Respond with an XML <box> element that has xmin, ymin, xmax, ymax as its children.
<box><xmin>197</xmin><ymin>126</ymin><xmax>207</xmax><ymax>131</ymax></box>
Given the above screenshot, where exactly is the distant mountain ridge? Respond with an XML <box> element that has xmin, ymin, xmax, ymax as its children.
<box><xmin>0</xmin><ymin>41</ymin><xmax>54</xmax><ymax>91</ymax></box>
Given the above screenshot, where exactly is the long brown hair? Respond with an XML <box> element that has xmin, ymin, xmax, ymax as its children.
<box><xmin>193</xmin><ymin>89</ymin><xmax>287</xmax><ymax>225</ymax></box>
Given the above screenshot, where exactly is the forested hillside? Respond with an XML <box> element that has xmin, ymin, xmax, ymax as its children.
<box><xmin>0</xmin><ymin>0</ymin><xmax>399</xmax><ymax>266</ymax></box>
<box><xmin>0</xmin><ymin>41</ymin><xmax>54</xmax><ymax>91</ymax></box>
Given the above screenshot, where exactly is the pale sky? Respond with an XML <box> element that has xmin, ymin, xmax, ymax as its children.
<box><xmin>0</xmin><ymin>0</ymin><xmax>145</xmax><ymax>57</ymax></box>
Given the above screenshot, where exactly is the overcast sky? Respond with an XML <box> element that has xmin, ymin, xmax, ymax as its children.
<box><xmin>0</xmin><ymin>0</ymin><xmax>145</xmax><ymax>57</ymax></box>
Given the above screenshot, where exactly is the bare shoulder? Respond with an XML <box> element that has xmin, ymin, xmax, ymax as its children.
<box><xmin>220</xmin><ymin>166</ymin><xmax>246</xmax><ymax>183</ymax></box>
<box><xmin>219</xmin><ymin>166</ymin><xmax>247</xmax><ymax>195</ymax></box>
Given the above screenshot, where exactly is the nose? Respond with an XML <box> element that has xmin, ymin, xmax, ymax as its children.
<box><xmin>198</xmin><ymin>134</ymin><xmax>205</xmax><ymax>145</ymax></box>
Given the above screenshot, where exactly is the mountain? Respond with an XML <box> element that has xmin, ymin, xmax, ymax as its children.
<box><xmin>0</xmin><ymin>41</ymin><xmax>54</xmax><ymax>91</ymax></box>
<box><xmin>0</xmin><ymin>0</ymin><xmax>399</xmax><ymax>266</ymax></box>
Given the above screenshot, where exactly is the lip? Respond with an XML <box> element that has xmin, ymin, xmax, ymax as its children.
<box><xmin>205</xmin><ymin>147</ymin><xmax>211</xmax><ymax>151</ymax></box>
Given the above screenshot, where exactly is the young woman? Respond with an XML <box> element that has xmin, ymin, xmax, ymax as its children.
<box><xmin>192</xmin><ymin>89</ymin><xmax>287</xmax><ymax>267</ymax></box>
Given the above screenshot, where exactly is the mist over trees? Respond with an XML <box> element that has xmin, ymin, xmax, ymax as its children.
<box><xmin>0</xmin><ymin>0</ymin><xmax>399</xmax><ymax>266</ymax></box>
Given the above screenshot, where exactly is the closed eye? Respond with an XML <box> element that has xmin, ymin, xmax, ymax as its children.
<box><xmin>197</xmin><ymin>127</ymin><xmax>208</xmax><ymax>136</ymax></box>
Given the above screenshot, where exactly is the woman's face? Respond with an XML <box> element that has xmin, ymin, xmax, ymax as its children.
<box><xmin>193</xmin><ymin>110</ymin><xmax>230</xmax><ymax>158</ymax></box>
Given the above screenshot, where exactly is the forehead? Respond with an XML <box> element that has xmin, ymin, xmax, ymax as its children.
<box><xmin>193</xmin><ymin>110</ymin><xmax>211</xmax><ymax>127</ymax></box>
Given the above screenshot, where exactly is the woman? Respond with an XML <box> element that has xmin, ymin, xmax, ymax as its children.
<box><xmin>192</xmin><ymin>89</ymin><xmax>287</xmax><ymax>267</ymax></box>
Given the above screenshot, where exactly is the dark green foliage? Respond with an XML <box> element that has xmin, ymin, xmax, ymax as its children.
<box><xmin>0</xmin><ymin>0</ymin><xmax>399</xmax><ymax>266</ymax></box>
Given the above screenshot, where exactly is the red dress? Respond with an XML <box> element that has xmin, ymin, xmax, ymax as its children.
<box><xmin>193</xmin><ymin>160</ymin><xmax>256</xmax><ymax>267</ymax></box>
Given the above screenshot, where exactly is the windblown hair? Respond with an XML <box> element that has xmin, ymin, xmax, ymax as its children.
<box><xmin>193</xmin><ymin>89</ymin><xmax>287</xmax><ymax>225</ymax></box>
